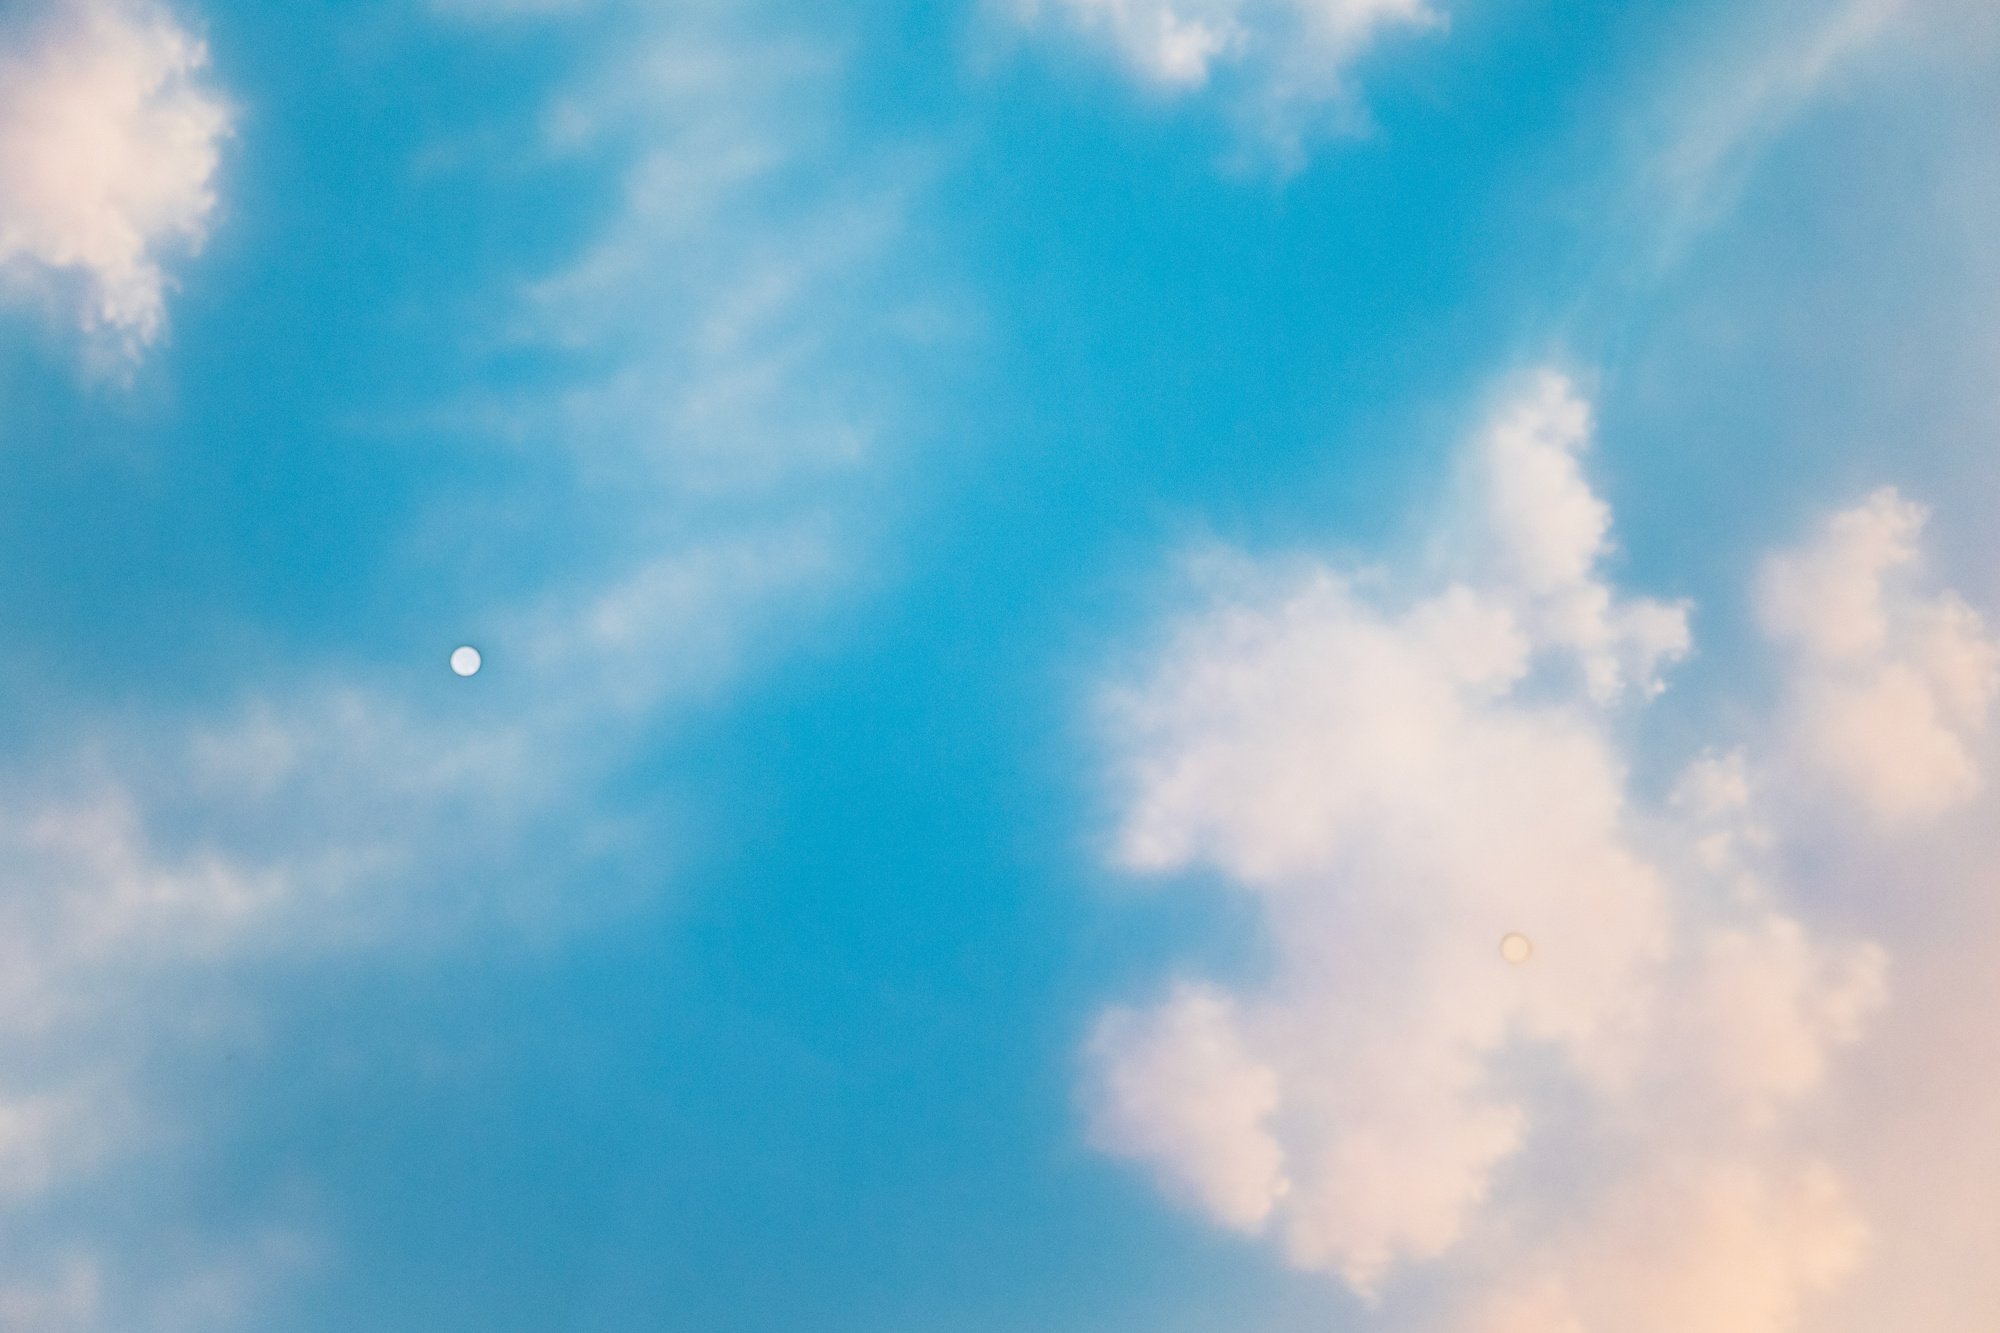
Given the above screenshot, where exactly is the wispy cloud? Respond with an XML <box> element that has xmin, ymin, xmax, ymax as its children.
<box><xmin>510</xmin><ymin>18</ymin><xmax>942</xmax><ymax>496</ymax></box>
<box><xmin>1633</xmin><ymin>0</ymin><xmax>1928</xmax><ymax>266</ymax></box>
<box><xmin>0</xmin><ymin>0</ymin><xmax>952</xmax><ymax>1320</ymax></box>
<box><xmin>0</xmin><ymin>1232</ymin><xmax>315</xmax><ymax>1333</ymax></box>
<box><xmin>1007</xmin><ymin>0</ymin><xmax>1444</xmax><ymax>168</ymax></box>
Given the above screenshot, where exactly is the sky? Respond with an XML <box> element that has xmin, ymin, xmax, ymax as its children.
<box><xmin>2</xmin><ymin>0</ymin><xmax>2000</xmax><ymax>1329</ymax></box>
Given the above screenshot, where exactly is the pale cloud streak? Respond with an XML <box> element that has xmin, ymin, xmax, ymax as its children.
<box><xmin>1654</xmin><ymin>0</ymin><xmax>1908</xmax><ymax>221</ymax></box>
<box><xmin>0</xmin><ymin>1232</ymin><xmax>314</xmax><ymax>1333</ymax></box>
<box><xmin>0</xmin><ymin>514</ymin><xmax>842</xmax><ymax>1324</ymax></box>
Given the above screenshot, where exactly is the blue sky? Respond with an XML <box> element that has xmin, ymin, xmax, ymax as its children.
<box><xmin>4</xmin><ymin>0</ymin><xmax>2000</xmax><ymax>1328</ymax></box>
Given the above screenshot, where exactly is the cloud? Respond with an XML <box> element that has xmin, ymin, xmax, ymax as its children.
<box><xmin>1462</xmin><ymin>374</ymin><xmax>1693</xmax><ymax>702</ymax></box>
<box><xmin>1088</xmin><ymin>985</ymin><xmax>1289</xmax><ymax>1231</ymax></box>
<box><xmin>0</xmin><ymin>529</ymin><xmax>840</xmax><ymax>1316</ymax></box>
<box><xmin>0</xmin><ymin>2</ymin><xmax>946</xmax><ymax>1321</ymax></box>
<box><xmin>0</xmin><ymin>1256</ymin><xmax>99</xmax><ymax>1332</ymax></box>
<box><xmin>1758</xmin><ymin>488</ymin><xmax>2000</xmax><ymax>822</ymax></box>
<box><xmin>1083</xmin><ymin>373</ymin><xmax>1917</xmax><ymax>1327</ymax></box>
<box><xmin>1452</xmin><ymin>1158</ymin><xmax>1869</xmax><ymax>1333</ymax></box>
<box><xmin>0</xmin><ymin>0</ymin><xmax>231</xmax><ymax>358</ymax></box>
<box><xmin>0</xmin><ymin>1233</ymin><xmax>314</xmax><ymax>1333</ymax></box>
<box><xmin>429</xmin><ymin>0</ymin><xmax>597</xmax><ymax>17</ymax></box>
<box><xmin>1652</xmin><ymin>0</ymin><xmax>1908</xmax><ymax>230</ymax></box>
<box><xmin>501</xmin><ymin>15</ymin><xmax>950</xmax><ymax>500</ymax></box>
<box><xmin>1627</xmin><ymin>0</ymin><xmax>2000</xmax><ymax>264</ymax></box>
<box><xmin>1008</xmin><ymin>0</ymin><xmax>1442</xmax><ymax>166</ymax></box>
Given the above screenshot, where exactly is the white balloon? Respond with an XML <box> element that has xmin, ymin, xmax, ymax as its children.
<box><xmin>450</xmin><ymin>645</ymin><xmax>482</xmax><ymax>677</ymax></box>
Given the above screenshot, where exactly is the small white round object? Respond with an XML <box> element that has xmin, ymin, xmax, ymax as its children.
<box><xmin>1500</xmin><ymin>932</ymin><xmax>1534</xmax><ymax>965</ymax></box>
<box><xmin>449</xmin><ymin>645</ymin><xmax>482</xmax><ymax>678</ymax></box>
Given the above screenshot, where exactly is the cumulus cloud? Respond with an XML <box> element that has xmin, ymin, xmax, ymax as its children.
<box><xmin>1453</xmin><ymin>1158</ymin><xmax>1869</xmax><ymax>1333</ymax></box>
<box><xmin>1465</xmin><ymin>374</ymin><xmax>1693</xmax><ymax>702</ymax></box>
<box><xmin>1010</xmin><ymin>0</ymin><xmax>1442</xmax><ymax>164</ymax></box>
<box><xmin>0</xmin><ymin>0</ymin><xmax>231</xmax><ymax>356</ymax></box>
<box><xmin>1088</xmin><ymin>985</ymin><xmax>1289</xmax><ymax>1230</ymax></box>
<box><xmin>1083</xmin><ymin>373</ymin><xmax>1923</xmax><ymax>1327</ymax></box>
<box><xmin>1759</xmin><ymin>487</ymin><xmax>2000</xmax><ymax>821</ymax></box>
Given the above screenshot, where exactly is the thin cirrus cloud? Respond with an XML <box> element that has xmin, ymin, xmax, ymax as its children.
<box><xmin>0</xmin><ymin>0</ymin><xmax>231</xmax><ymax>360</ymax></box>
<box><xmin>506</xmin><ymin>9</ymin><xmax>943</xmax><ymax>497</ymax></box>
<box><xmin>1084</xmin><ymin>370</ymin><xmax>1996</xmax><ymax>1328</ymax></box>
<box><xmin>1651</xmin><ymin>0</ymin><xmax>1907</xmax><ymax>215</ymax></box>
<box><xmin>0</xmin><ymin>534</ymin><xmax>832</xmax><ymax>1315</ymax></box>
<box><xmin>0</xmin><ymin>1</ymin><xmax>947</xmax><ymax>1323</ymax></box>
<box><xmin>1007</xmin><ymin>0</ymin><xmax>1443</xmax><ymax>164</ymax></box>
<box><xmin>1630</xmin><ymin>0</ymin><xmax>1996</xmax><ymax>275</ymax></box>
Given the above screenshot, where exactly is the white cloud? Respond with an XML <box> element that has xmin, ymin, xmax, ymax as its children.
<box><xmin>1010</xmin><ymin>0</ymin><xmax>1442</xmax><ymax>165</ymax></box>
<box><xmin>1084</xmin><ymin>373</ymin><xmax>1915</xmax><ymax>1327</ymax></box>
<box><xmin>1464</xmin><ymin>373</ymin><xmax>1693</xmax><ymax>702</ymax></box>
<box><xmin>1758</xmin><ymin>488</ymin><xmax>2000</xmax><ymax>822</ymax></box>
<box><xmin>1452</xmin><ymin>1158</ymin><xmax>1870</xmax><ymax>1333</ymax></box>
<box><xmin>0</xmin><ymin>0</ymin><xmax>231</xmax><ymax>356</ymax></box>
<box><xmin>1088</xmin><ymin>985</ymin><xmax>1289</xmax><ymax>1231</ymax></box>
